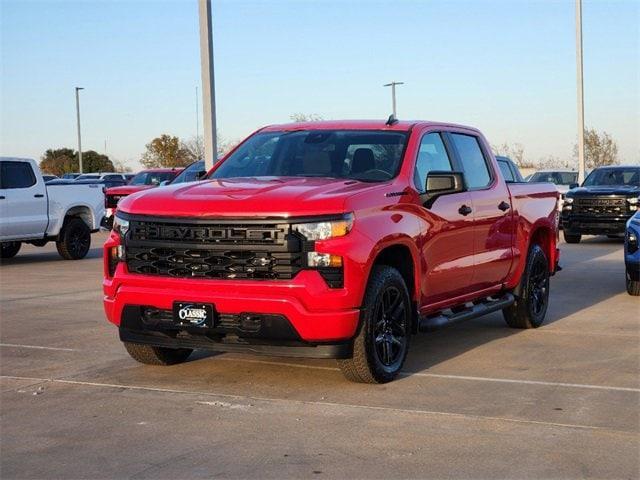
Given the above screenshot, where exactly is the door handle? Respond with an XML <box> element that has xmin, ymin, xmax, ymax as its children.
<box><xmin>458</xmin><ymin>205</ymin><xmax>472</xmax><ymax>216</ymax></box>
<box><xmin>34</xmin><ymin>194</ymin><xmax>44</xmax><ymax>198</ymax></box>
<box><xmin>498</xmin><ymin>201</ymin><xmax>510</xmax><ymax>211</ymax></box>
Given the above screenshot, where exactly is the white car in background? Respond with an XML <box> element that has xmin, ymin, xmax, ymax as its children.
<box><xmin>0</xmin><ymin>157</ymin><xmax>105</xmax><ymax>259</ymax></box>
<box><xmin>528</xmin><ymin>170</ymin><xmax>579</xmax><ymax>203</ymax></box>
<box><xmin>74</xmin><ymin>172</ymin><xmax>128</xmax><ymax>182</ymax></box>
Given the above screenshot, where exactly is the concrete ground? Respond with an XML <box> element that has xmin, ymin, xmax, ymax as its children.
<box><xmin>1</xmin><ymin>232</ymin><xmax>638</xmax><ymax>479</ymax></box>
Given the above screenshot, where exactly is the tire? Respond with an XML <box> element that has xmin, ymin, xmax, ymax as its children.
<box><xmin>503</xmin><ymin>244</ymin><xmax>550</xmax><ymax>329</ymax></box>
<box><xmin>337</xmin><ymin>266</ymin><xmax>411</xmax><ymax>383</ymax></box>
<box><xmin>626</xmin><ymin>270</ymin><xmax>640</xmax><ymax>296</ymax></box>
<box><xmin>123</xmin><ymin>342</ymin><xmax>193</xmax><ymax>366</ymax></box>
<box><xmin>0</xmin><ymin>242</ymin><xmax>21</xmax><ymax>259</ymax></box>
<box><xmin>563</xmin><ymin>231</ymin><xmax>581</xmax><ymax>244</ymax></box>
<box><xmin>56</xmin><ymin>217</ymin><xmax>91</xmax><ymax>260</ymax></box>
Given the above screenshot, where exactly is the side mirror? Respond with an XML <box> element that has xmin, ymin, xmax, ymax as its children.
<box><xmin>569</xmin><ymin>183</ymin><xmax>579</xmax><ymax>189</ymax></box>
<box><xmin>196</xmin><ymin>170</ymin><xmax>207</xmax><ymax>179</ymax></box>
<box><xmin>422</xmin><ymin>171</ymin><xmax>466</xmax><ymax>208</ymax></box>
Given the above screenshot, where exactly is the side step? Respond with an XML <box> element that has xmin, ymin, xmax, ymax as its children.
<box><xmin>418</xmin><ymin>293</ymin><xmax>515</xmax><ymax>332</ymax></box>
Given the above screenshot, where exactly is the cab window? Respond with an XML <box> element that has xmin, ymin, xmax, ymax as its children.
<box><xmin>450</xmin><ymin>134</ymin><xmax>492</xmax><ymax>189</ymax></box>
<box><xmin>414</xmin><ymin>133</ymin><xmax>453</xmax><ymax>191</ymax></box>
<box><xmin>0</xmin><ymin>161</ymin><xmax>37</xmax><ymax>189</ymax></box>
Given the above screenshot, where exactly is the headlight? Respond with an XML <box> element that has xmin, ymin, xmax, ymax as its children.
<box><xmin>293</xmin><ymin>214</ymin><xmax>353</xmax><ymax>241</ymax></box>
<box><xmin>627</xmin><ymin>197</ymin><xmax>639</xmax><ymax>208</ymax></box>
<box><xmin>564</xmin><ymin>197</ymin><xmax>574</xmax><ymax>205</ymax></box>
<box><xmin>113</xmin><ymin>215</ymin><xmax>129</xmax><ymax>239</ymax></box>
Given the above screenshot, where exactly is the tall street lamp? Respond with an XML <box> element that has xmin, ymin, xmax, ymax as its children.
<box><xmin>576</xmin><ymin>0</ymin><xmax>586</xmax><ymax>183</ymax></box>
<box><xmin>383</xmin><ymin>81</ymin><xmax>404</xmax><ymax>117</ymax></box>
<box><xmin>75</xmin><ymin>87</ymin><xmax>84</xmax><ymax>173</ymax></box>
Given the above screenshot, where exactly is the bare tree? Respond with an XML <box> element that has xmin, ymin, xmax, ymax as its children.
<box><xmin>492</xmin><ymin>142</ymin><xmax>532</xmax><ymax>168</ymax></box>
<box><xmin>575</xmin><ymin>128</ymin><xmax>619</xmax><ymax>169</ymax></box>
<box><xmin>112</xmin><ymin>159</ymin><xmax>133</xmax><ymax>173</ymax></box>
<box><xmin>290</xmin><ymin>113</ymin><xmax>324</xmax><ymax>122</ymax></box>
<box><xmin>182</xmin><ymin>134</ymin><xmax>233</xmax><ymax>161</ymax></box>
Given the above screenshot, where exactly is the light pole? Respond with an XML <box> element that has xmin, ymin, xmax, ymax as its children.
<box><xmin>198</xmin><ymin>0</ymin><xmax>218</xmax><ymax>169</ymax></box>
<box><xmin>576</xmin><ymin>0</ymin><xmax>586</xmax><ymax>183</ymax></box>
<box><xmin>75</xmin><ymin>87</ymin><xmax>84</xmax><ymax>173</ymax></box>
<box><xmin>383</xmin><ymin>81</ymin><xmax>404</xmax><ymax>117</ymax></box>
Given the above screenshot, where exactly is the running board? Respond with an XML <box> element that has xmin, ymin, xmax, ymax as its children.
<box><xmin>418</xmin><ymin>293</ymin><xmax>515</xmax><ymax>332</ymax></box>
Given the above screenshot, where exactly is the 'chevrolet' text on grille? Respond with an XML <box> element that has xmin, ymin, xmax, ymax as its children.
<box><xmin>132</xmin><ymin>224</ymin><xmax>278</xmax><ymax>242</ymax></box>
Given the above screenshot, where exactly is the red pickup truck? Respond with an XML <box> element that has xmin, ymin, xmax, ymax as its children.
<box><xmin>104</xmin><ymin>120</ymin><xmax>560</xmax><ymax>383</ymax></box>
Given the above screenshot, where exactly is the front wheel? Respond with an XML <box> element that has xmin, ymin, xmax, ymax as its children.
<box><xmin>503</xmin><ymin>244</ymin><xmax>550</xmax><ymax>329</ymax></box>
<box><xmin>563</xmin><ymin>231</ymin><xmax>581</xmax><ymax>244</ymax></box>
<box><xmin>56</xmin><ymin>218</ymin><xmax>91</xmax><ymax>260</ymax></box>
<box><xmin>337</xmin><ymin>266</ymin><xmax>411</xmax><ymax>383</ymax></box>
<box><xmin>0</xmin><ymin>242</ymin><xmax>21</xmax><ymax>259</ymax></box>
<box><xmin>627</xmin><ymin>270</ymin><xmax>640</xmax><ymax>296</ymax></box>
<box><xmin>123</xmin><ymin>342</ymin><xmax>193</xmax><ymax>365</ymax></box>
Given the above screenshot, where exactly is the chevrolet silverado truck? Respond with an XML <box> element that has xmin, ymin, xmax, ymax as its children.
<box><xmin>561</xmin><ymin>166</ymin><xmax>640</xmax><ymax>243</ymax></box>
<box><xmin>1</xmin><ymin>157</ymin><xmax>105</xmax><ymax>259</ymax></box>
<box><xmin>102</xmin><ymin>168</ymin><xmax>183</xmax><ymax>229</ymax></box>
<box><xmin>103</xmin><ymin>120</ymin><xmax>560</xmax><ymax>383</ymax></box>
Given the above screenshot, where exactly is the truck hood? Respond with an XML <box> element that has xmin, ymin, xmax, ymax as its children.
<box><xmin>118</xmin><ymin>177</ymin><xmax>381</xmax><ymax>218</ymax></box>
<box><xmin>106</xmin><ymin>185</ymin><xmax>155</xmax><ymax>196</ymax></box>
<box><xmin>569</xmin><ymin>185</ymin><xmax>640</xmax><ymax>196</ymax></box>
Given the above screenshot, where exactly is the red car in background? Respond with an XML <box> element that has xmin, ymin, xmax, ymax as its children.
<box><xmin>102</xmin><ymin>168</ymin><xmax>182</xmax><ymax>228</ymax></box>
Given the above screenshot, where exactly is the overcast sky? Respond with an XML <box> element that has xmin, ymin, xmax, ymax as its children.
<box><xmin>1</xmin><ymin>0</ymin><xmax>638</xmax><ymax>170</ymax></box>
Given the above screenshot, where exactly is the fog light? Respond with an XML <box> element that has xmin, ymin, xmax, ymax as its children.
<box><xmin>307</xmin><ymin>252</ymin><xmax>342</xmax><ymax>267</ymax></box>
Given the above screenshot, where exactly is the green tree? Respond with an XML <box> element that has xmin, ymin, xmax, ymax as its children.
<box><xmin>141</xmin><ymin>134</ymin><xmax>191</xmax><ymax>168</ymax></box>
<box><xmin>82</xmin><ymin>150</ymin><xmax>114</xmax><ymax>172</ymax></box>
<box><xmin>575</xmin><ymin>128</ymin><xmax>619</xmax><ymax>169</ymax></box>
<box><xmin>40</xmin><ymin>148</ymin><xmax>114</xmax><ymax>175</ymax></box>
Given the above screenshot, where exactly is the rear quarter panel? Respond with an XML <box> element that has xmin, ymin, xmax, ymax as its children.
<box><xmin>46</xmin><ymin>184</ymin><xmax>106</xmax><ymax>235</ymax></box>
<box><xmin>505</xmin><ymin>182</ymin><xmax>560</xmax><ymax>289</ymax></box>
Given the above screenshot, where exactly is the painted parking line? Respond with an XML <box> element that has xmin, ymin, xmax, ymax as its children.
<box><xmin>215</xmin><ymin>357</ymin><xmax>640</xmax><ymax>393</ymax></box>
<box><xmin>2</xmin><ymin>374</ymin><xmax>632</xmax><ymax>434</ymax></box>
<box><xmin>0</xmin><ymin>343</ymin><xmax>78</xmax><ymax>352</ymax></box>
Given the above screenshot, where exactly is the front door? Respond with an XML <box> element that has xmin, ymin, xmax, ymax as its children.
<box><xmin>412</xmin><ymin>131</ymin><xmax>477</xmax><ymax>307</ymax></box>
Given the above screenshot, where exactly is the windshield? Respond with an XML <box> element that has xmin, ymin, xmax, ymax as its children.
<box><xmin>530</xmin><ymin>171</ymin><xmax>578</xmax><ymax>185</ymax></box>
<box><xmin>130</xmin><ymin>171</ymin><xmax>176</xmax><ymax>185</ymax></box>
<box><xmin>211</xmin><ymin>130</ymin><xmax>408</xmax><ymax>182</ymax></box>
<box><xmin>75</xmin><ymin>174</ymin><xmax>99</xmax><ymax>180</ymax></box>
<box><xmin>171</xmin><ymin>160</ymin><xmax>205</xmax><ymax>184</ymax></box>
<box><xmin>583</xmin><ymin>168</ymin><xmax>640</xmax><ymax>187</ymax></box>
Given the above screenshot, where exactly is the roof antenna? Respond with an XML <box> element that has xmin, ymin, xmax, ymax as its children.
<box><xmin>386</xmin><ymin>114</ymin><xmax>398</xmax><ymax>126</ymax></box>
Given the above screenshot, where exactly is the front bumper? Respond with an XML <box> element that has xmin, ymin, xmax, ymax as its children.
<box><xmin>562</xmin><ymin>215</ymin><xmax>630</xmax><ymax>235</ymax></box>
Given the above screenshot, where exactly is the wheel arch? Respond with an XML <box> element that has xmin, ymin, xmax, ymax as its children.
<box><xmin>63</xmin><ymin>205</ymin><xmax>95</xmax><ymax>230</ymax></box>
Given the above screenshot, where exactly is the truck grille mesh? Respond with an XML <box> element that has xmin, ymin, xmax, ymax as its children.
<box><xmin>573</xmin><ymin>197</ymin><xmax>628</xmax><ymax>216</ymax></box>
<box><xmin>125</xmin><ymin>218</ymin><xmax>304</xmax><ymax>280</ymax></box>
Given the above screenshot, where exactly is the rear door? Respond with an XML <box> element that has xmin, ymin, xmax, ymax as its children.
<box><xmin>0</xmin><ymin>159</ymin><xmax>48</xmax><ymax>239</ymax></box>
<box><xmin>412</xmin><ymin>131</ymin><xmax>477</xmax><ymax>305</ymax></box>
<box><xmin>447</xmin><ymin>132</ymin><xmax>514</xmax><ymax>291</ymax></box>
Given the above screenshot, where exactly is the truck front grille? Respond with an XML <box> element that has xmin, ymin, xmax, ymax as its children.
<box><xmin>573</xmin><ymin>197</ymin><xmax>628</xmax><ymax>216</ymax></box>
<box><xmin>125</xmin><ymin>217</ymin><xmax>305</xmax><ymax>280</ymax></box>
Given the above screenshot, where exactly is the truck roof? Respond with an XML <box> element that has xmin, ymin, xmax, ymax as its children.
<box><xmin>260</xmin><ymin>119</ymin><xmax>480</xmax><ymax>133</ymax></box>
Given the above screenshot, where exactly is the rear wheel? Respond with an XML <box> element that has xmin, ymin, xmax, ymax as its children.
<box><xmin>337</xmin><ymin>266</ymin><xmax>411</xmax><ymax>383</ymax></box>
<box><xmin>626</xmin><ymin>270</ymin><xmax>640</xmax><ymax>296</ymax></box>
<box><xmin>0</xmin><ymin>242</ymin><xmax>21</xmax><ymax>259</ymax></box>
<box><xmin>563</xmin><ymin>231</ymin><xmax>581</xmax><ymax>244</ymax></box>
<box><xmin>56</xmin><ymin>217</ymin><xmax>91</xmax><ymax>260</ymax></box>
<box><xmin>503</xmin><ymin>244</ymin><xmax>550</xmax><ymax>329</ymax></box>
<box><xmin>123</xmin><ymin>342</ymin><xmax>193</xmax><ymax>365</ymax></box>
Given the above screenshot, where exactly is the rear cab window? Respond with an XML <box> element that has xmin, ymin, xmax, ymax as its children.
<box><xmin>449</xmin><ymin>133</ymin><xmax>493</xmax><ymax>189</ymax></box>
<box><xmin>0</xmin><ymin>161</ymin><xmax>37</xmax><ymax>189</ymax></box>
<box><xmin>498</xmin><ymin>160</ymin><xmax>515</xmax><ymax>183</ymax></box>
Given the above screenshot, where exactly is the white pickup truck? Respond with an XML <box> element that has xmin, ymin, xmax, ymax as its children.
<box><xmin>0</xmin><ymin>157</ymin><xmax>105</xmax><ymax>259</ymax></box>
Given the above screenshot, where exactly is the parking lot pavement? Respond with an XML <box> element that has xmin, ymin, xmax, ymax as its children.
<box><xmin>1</xmin><ymin>232</ymin><xmax>638</xmax><ymax>479</ymax></box>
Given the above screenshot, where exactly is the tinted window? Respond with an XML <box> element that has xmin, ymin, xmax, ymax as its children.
<box><xmin>530</xmin><ymin>171</ymin><xmax>578</xmax><ymax>185</ymax></box>
<box><xmin>212</xmin><ymin>130</ymin><xmax>408</xmax><ymax>182</ymax></box>
<box><xmin>1</xmin><ymin>161</ymin><xmax>37</xmax><ymax>189</ymax></box>
<box><xmin>130</xmin><ymin>171</ymin><xmax>176</xmax><ymax>185</ymax></box>
<box><xmin>450</xmin><ymin>134</ymin><xmax>492</xmax><ymax>189</ymax></box>
<box><xmin>103</xmin><ymin>174</ymin><xmax>123</xmax><ymax>180</ymax></box>
<box><xmin>171</xmin><ymin>161</ymin><xmax>205</xmax><ymax>184</ymax></box>
<box><xmin>583</xmin><ymin>168</ymin><xmax>640</xmax><ymax>187</ymax></box>
<box><xmin>414</xmin><ymin>133</ymin><xmax>452</xmax><ymax>190</ymax></box>
<box><xmin>498</xmin><ymin>160</ymin><xmax>515</xmax><ymax>182</ymax></box>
